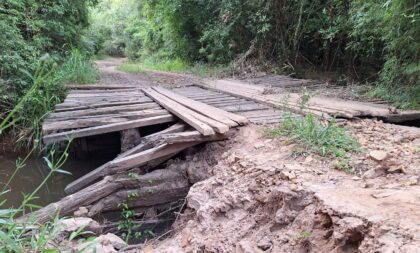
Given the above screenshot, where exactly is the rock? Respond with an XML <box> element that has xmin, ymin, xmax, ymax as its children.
<box><xmin>386</xmin><ymin>166</ymin><xmax>403</xmax><ymax>174</ymax></box>
<box><xmin>371</xmin><ymin>191</ymin><xmax>399</xmax><ymax>199</ymax></box>
<box><xmin>96</xmin><ymin>233</ymin><xmax>127</xmax><ymax>250</ymax></box>
<box><xmin>74</xmin><ymin>206</ymin><xmax>89</xmax><ymax>217</ymax></box>
<box><xmin>236</xmin><ymin>240</ymin><xmax>264</xmax><ymax>253</ymax></box>
<box><xmin>254</xmin><ymin>143</ymin><xmax>265</xmax><ymax>149</ymax></box>
<box><xmin>405</xmin><ymin>176</ymin><xmax>419</xmax><ymax>186</ymax></box>
<box><xmin>144</xmin><ymin>245</ymin><xmax>154</xmax><ymax>253</ymax></box>
<box><xmin>280</xmin><ymin>170</ymin><xmax>297</xmax><ymax>180</ymax></box>
<box><xmin>257</xmin><ymin>236</ymin><xmax>272</xmax><ymax>251</ymax></box>
<box><xmin>362</xmin><ymin>168</ymin><xmax>385</xmax><ymax>179</ymax></box>
<box><xmin>180</xmin><ymin>228</ymin><xmax>192</xmax><ymax>248</ymax></box>
<box><xmin>289</xmin><ymin>184</ymin><xmax>298</xmax><ymax>191</ymax></box>
<box><xmin>369</xmin><ymin>151</ymin><xmax>388</xmax><ymax>162</ymax></box>
<box><xmin>59</xmin><ymin>217</ymin><xmax>102</xmax><ymax>235</ymax></box>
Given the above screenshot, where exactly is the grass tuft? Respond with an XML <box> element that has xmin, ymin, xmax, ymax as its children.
<box><xmin>269</xmin><ymin>114</ymin><xmax>359</xmax><ymax>162</ymax></box>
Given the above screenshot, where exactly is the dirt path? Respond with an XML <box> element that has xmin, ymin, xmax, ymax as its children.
<box><xmin>96</xmin><ymin>58</ymin><xmax>420</xmax><ymax>253</ymax></box>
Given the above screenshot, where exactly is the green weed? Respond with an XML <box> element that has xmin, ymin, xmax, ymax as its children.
<box><xmin>269</xmin><ymin>114</ymin><xmax>359</xmax><ymax>161</ymax></box>
<box><xmin>118</xmin><ymin>57</ymin><xmax>188</xmax><ymax>74</ymax></box>
<box><xmin>0</xmin><ymin>141</ymin><xmax>76</xmax><ymax>252</ymax></box>
<box><xmin>367</xmin><ymin>82</ymin><xmax>420</xmax><ymax>110</ymax></box>
<box><xmin>60</xmin><ymin>49</ymin><xmax>99</xmax><ymax>85</ymax></box>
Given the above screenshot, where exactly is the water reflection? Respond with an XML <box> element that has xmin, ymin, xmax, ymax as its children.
<box><xmin>0</xmin><ymin>151</ymin><xmax>108</xmax><ymax>208</ymax></box>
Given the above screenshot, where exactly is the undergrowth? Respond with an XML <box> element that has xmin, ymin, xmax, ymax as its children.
<box><xmin>269</xmin><ymin>114</ymin><xmax>359</xmax><ymax>172</ymax></box>
<box><xmin>367</xmin><ymin>83</ymin><xmax>420</xmax><ymax>110</ymax></box>
<box><xmin>0</xmin><ymin>50</ymin><xmax>98</xmax><ymax>147</ymax></box>
<box><xmin>117</xmin><ymin>58</ymin><xmax>229</xmax><ymax>78</ymax></box>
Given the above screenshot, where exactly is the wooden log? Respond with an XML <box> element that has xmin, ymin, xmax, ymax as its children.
<box><xmin>88</xmin><ymin>168</ymin><xmax>190</xmax><ymax>216</ymax></box>
<box><xmin>42</xmin><ymin>115</ymin><xmax>175</xmax><ymax>144</ymax></box>
<box><xmin>154</xmin><ymin>87</ymin><xmax>248</xmax><ymax>126</ymax></box>
<box><xmin>64</xmin><ymin>123</ymin><xmax>188</xmax><ymax>194</ymax></box>
<box><xmin>21</xmin><ymin>168</ymin><xmax>187</xmax><ymax>223</ymax></box>
<box><xmin>143</xmin><ymin>88</ymin><xmax>215</xmax><ymax>136</ymax></box>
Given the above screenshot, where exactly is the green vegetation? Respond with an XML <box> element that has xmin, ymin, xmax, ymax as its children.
<box><xmin>270</xmin><ymin>114</ymin><xmax>359</xmax><ymax>158</ymax></box>
<box><xmin>89</xmin><ymin>0</ymin><xmax>419</xmax><ymax>108</ymax></box>
<box><xmin>269</xmin><ymin>114</ymin><xmax>359</xmax><ymax>172</ymax></box>
<box><xmin>0</xmin><ymin>1</ymin><xmax>99</xmax><ymax>146</ymax></box>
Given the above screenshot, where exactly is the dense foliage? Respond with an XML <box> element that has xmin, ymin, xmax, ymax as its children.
<box><xmin>0</xmin><ymin>0</ymin><xmax>98</xmax><ymax>145</ymax></box>
<box><xmin>91</xmin><ymin>0</ymin><xmax>419</xmax><ymax>108</ymax></box>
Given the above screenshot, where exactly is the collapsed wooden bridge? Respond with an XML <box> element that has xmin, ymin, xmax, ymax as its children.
<box><xmin>27</xmin><ymin>84</ymin><xmax>274</xmax><ymax>222</ymax></box>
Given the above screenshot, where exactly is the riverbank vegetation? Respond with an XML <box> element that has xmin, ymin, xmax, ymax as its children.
<box><xmin>0</xmin><ymin>1</ymin><xmax>99</xmax><ymax>147</ymax></box>
<box><xmin>90</xmin><ymin>0</ymin><xmax>419</xmax><ymax>109</ymax></box>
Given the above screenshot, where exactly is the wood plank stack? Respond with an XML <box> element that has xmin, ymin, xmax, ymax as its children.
<box><xmin>202</xmin><ymin>79</ymin><xmax>420</xmax><ymax>122</ymax></box>
<box><xmin>42</xmin><ymin>85</ymin><xmax>175</xmax><ymax>144</ymax></box>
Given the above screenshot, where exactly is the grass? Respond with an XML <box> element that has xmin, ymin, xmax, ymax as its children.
<box><xmin>117</xmin><ymin>57</ymin><xmax>187</xmax><ymax>73</ymax></box>
<box><xmin>117</xmin><ymin>57</ymin><xmax>229</xmax><ymax>78</ymax></box>
<box><xmin>366</xmin><ymin>83</ymin><xmax>420</xmax><ymax>110</ymax></box>
<box><xmin>268</xmin><ymin>114</ymin><xmax>359</xmax><ymax>171</ymax></box>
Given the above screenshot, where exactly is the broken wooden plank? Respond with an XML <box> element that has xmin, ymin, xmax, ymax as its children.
<box><xmin>43</xmin><ymin>115</ymin><xmax>175</xmax><ymax>144</ymax></box>
<box><xmin>162</xmin><ymin>131</ymin><xmax>228</xmax><ymax>144</ymax></box>
<box><xmin>64</xmin><ymin>123</ymin><xmax>188</xmax><ymax>194</ymax></box>
<box><xmin>43</xmin><ymin>111</ymin><xmax>171</xmax><ymax>132</ymax></box>
<box><xmin>149</xmin><ymin>88</ymin><xmax>230</xmax><ymax>134</ymax></box>
<box><xmin>154</xmin><ymin>87</ymin><xmax>248</xmax><ymax>126</ymax></box>
<box><xmin>143</xmin><ymin>88</ymin><xmax>215</xmax><ymax>136</ymax></box>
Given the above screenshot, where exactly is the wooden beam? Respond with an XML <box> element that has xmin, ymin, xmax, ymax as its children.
<box><xmin>162</xmin><ymin>130</ymin><xmax>228</xmax><ymax>144</ymax></box>
<box><xmin>43</xmin><ymin>115</ymin><xmax>175</xmax><ymax>144</ymax></box>
<box><xmin>143</xmin><ymin>88</ymin><xmax>215</xmax><ymax>136</ymax></box>
<box><xmin>154</xmin><ymin>87</ymin><xmax>248</xmax><ymax>126</ymax></box>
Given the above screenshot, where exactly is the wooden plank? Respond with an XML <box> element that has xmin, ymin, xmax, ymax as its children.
<box><xmin>162</xmin><ymin>131</ymin><xmax>228</xmax><ymax>144</ymax></box>
<box><xmin>43</xmin><ymin>115</ymin><xmax>175</xmax><ymax>144</ymax></box>
<box><xmin>47</xmin><ymin>103</ymin><xmax>161</xmax><ymax>119</ymax></box>
<box><xmin>64</xmin><ymin>123</ymin><xmax>188</xmax><ymax>194</ymax></box>
<box><xmin>55</xmin><ymin>98</ymin><xmax>153</xmax><ymax>112</ymax></box>
<box><xmin>44</xmin><ymin>109</ymin><xmax>168</xmax><ymax>122</ymax></box>
<box><xmin>108</xmin><ymin>142</ymin><xmax>199</xmax><ymax>172</ymax></box>
<box><xmin>154</xmin><ymin>87</ymin><xmax>248</xmax><ymax>126</ymax></box>
<box><xmin>67</xmin><ymin>84</ymin><xmax>137</xmax><ymax>90</ymax></box>
<box><xmin>143</xmin><ymin>88</ymin><xmax>215</xmax><ymax>136</ymax></box>
<box><xmin>43</xmin><ymin>111</ymin><xmax>171</xmax><ymax>132</ymax></box>
<box><xmin>150</xmin><ymin>88</ymin><xmax>230</xmax><ymax>134</ymax></box>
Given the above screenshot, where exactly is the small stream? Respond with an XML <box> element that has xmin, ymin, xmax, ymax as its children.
<box><xmin>0</xmin><ymin>150</ymin><xmax>109</xmax><ymax>209</ymax></box>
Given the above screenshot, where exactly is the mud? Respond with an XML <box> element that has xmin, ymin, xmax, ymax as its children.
<box><xmin>139</xmin><ymin>125</ymin><xmax>419</xmax><ymax>253</ymax></box>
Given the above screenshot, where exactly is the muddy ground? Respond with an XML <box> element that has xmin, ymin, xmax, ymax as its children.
<box><xmin>96</xmin><ymin>59</ymin><xmax>420</xmax><ymax>253</ymax></box>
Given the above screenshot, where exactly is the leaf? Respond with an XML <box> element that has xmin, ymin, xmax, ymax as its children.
<box><xmin>0</xmin><ymin>230</ymin><xmax>20</xmax><ymax>252</ymax></box>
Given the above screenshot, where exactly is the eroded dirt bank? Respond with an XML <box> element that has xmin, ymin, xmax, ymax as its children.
<box><xmin>136</xmin><ymin>122</ymin><xmax>419</xmax><ymax>253</ymax></box>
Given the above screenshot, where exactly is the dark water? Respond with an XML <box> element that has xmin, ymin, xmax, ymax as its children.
<box><xmin>0</xmin><ymin>151</ymin><xmax>108</xmax><ymax>208</ymax></box>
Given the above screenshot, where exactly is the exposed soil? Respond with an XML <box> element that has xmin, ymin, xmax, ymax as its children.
<box><xmin>93</xmin><ymin>59</ymin><xmax>420</xmax><ymax>253</ymax></box>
